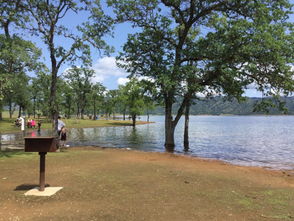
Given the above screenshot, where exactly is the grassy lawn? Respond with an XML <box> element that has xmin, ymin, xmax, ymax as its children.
<box><xmin>0</xmin><ymin>148</ymin><xmax>294</xmax><ymax>221</ymax></box>
<box><xmin>0</xmin><ymin>115</ymin><xmax>149</xmax><ymax>134</ymax></box>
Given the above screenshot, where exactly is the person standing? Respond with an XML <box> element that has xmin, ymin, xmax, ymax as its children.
<box><xmin>37</xmin><ymin>120</ymin><xmax>42</xmax><ymax>132</ymax></box>
<box><xmin>19</xmin><ymin>116</ymin><xmax>25</xmax><ymax>135</ymax></box>
<box><xmin>31</xmin><ymin>119</ymin><xmax>36</xmax><ymax>128</ymax></box>
<box><xmin>60</xmin><ymin>126</ymin><xmax>67</xmax><ymax>147</ymax></box>
<box><xmin>27</xmin><ymin>118</ymin><xmax>32</xmax><ymax>128</ymax></box>
<box><xmin>57</xmin><ymin>116</ymin><xmax>65</xmax><ymax>136</ymax></box>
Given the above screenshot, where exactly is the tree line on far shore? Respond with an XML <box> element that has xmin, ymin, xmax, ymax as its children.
<box><xmin>150</xmin><ymin>96</ymin><xmax>294</xmax><ymax>116</ymax></box>
<box><xmin>1</xmin><ymin>66</ymin><xmax>155</xmax><ymax>127</ymax></box>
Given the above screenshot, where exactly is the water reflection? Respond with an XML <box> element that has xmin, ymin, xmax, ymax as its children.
<box><xmin>1</xmin><ymin>116</ymin><xmax>294</xmax><ymax>170</ymax></box>
<box><xmin>126</xmin><ymin>128</ymin><xmax>144</xmax><ymax>147</ymax></box>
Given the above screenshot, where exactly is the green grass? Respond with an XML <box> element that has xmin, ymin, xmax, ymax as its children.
<box><xmin>0</xmin><ymin>114</ymin><xmax>148</xmax><ymax>133</ymax></box>
<box><xmin>0</xmin><ymin>151</ymin><xmax>34</xmax><ymax>159</ymax></box>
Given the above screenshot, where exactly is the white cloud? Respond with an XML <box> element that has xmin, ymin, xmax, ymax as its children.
<box><xmin>92</xmin><ymin>57</ymin><xmax>128</xmax><ymax>83</ymax></box>
<box><xmin>138</xmin><ymin>76</ymin><xmax>154</xmax><ymax>82</ymax></box>
<box><xmin>117</xmin><ymin>77</ymin><xmax>130</xmax><ymax>86</ymax></box>
<box><xmin>117</xmin><ymin>76</ymin><xmax>155</xmax><ymax>86</ymax></box>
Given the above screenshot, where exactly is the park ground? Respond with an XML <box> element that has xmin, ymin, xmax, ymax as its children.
<box><xmin>0</xmin><ymin>115</ymin><xmax>150</xmax><ymax>134</ymax></box>
<box><xmin>0</xmin><ymin>147</ymin><xmax>294</xmax><ymax>221</ymax></box>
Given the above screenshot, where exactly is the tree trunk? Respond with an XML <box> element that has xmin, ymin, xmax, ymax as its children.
<box><xmin>67</xmin><ymin>101</ymin><xmax>71</xmax><ymax>119</ymax></box>
<box><xmin>81</xmin><ymin>95</ymin><xmax>86</xmax><ymax>119</ymax></box>
<box><xmin>132</xmin><ymin>114</ymin><xmax>136</xmax><ymax>127</ymax></box>
<box><xmin>76</xmin><ymin>103</ymin><xmax>80</xmax><ymax>118</ymax></box>
<box><xmin>9</xmin><ymin>99</ymin><xmax>13</xmax><ymax>118</ymax></box>
<box><xmin>81</xmin><ymin>107</ymin><xmax>85</xmax><ymax>119</ymax></box>
<box><xmin>93</xmin><ymin>99</ymin><xmax>96</xmax><ymax>120</ymax></box>
<box><xmin>33</xmin><ymin>97</ymin><xmax>36</xmax><ymax>119</ymax></box>
<box><xmin>147</xmin><ymin>109</ymin><xmax>150</xmax><ymax>122</ymax></box>
<box><xmin>184</xmin><ymin>99</ymin><xmax>190</xmax><ymax>151</ymax></box>
<box><xmin>164</xmin><ymin>97</ymin><xmax>175</xmax><ymax>152</ymax></box>
<box><xmin>18</xmin><ymin>105</ymin><xmax>22</xmax><ymax>117</ymax></box>
<box><xmin>49</xmin><ymin>67</ymin><xmax>58</xmax><ymax>133</ymax></box>
<box><xmin>0</xmin><ymin>102</ymin><xmax>3</xmax><ymax>120</ymax></box>
<box><xmin>4</xmin><ymin>22</ymin><xmax>10</xmax><ymax>39</ymax></box>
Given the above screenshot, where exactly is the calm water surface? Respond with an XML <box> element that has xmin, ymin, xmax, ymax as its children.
<box><xmin>1</xmin><ymin>116</ymin><xmax>294</xmax><ymax>170</ymax></box>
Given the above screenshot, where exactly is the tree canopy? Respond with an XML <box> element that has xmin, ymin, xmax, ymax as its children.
<box><xmin>109</xmin><ymin>0</ymin><xmax>294</xmax><ymax>149</ymax></box>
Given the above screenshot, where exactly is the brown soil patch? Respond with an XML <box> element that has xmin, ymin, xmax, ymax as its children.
<box><xmin>0</xmin><ymin>147</ymin><xmax>294</xmax><ymax>221</ymax></box>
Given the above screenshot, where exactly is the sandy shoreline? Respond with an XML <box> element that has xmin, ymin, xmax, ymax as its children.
<box><xmin>2</xmin><ymin>144</ymin><xmax>294</xmax><ymax>172</ymax></box>
<box><xmin>68</xmin><ymin>146</ymin><xmax>294</xmax><ymax>186</ymax></box>
<box><xmin>1</xmin><ymin>147</ymin><xmax>294</xmax><ymax>220</ymax></box>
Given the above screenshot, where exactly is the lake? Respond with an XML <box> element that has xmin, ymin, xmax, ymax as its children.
<box><xmin>1</xmin><ymin>115</ymin><xmax>294</xmax><ymax>170</ymax></box>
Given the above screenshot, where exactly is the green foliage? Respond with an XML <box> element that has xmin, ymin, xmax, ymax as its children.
<box><xmin>124</xmin><ymin>79</ymin><xmax>145</xmax><ymax>115</ymax></box>
<box><xmin>63</xmin><ymin>66</ymin><xmax>95</xmax><ymax>118</ymax></box>
<box><xmin>0</xmin><ymin>0</ymin><xmax>30</xmax><ymax>30</ymax></box>
<box><xmin>87</xmin><ymin>82</ymin><xmax>106</xmax><ymax>119</ymax></box>
<box><xmin>110</xmin><ymin>0</ymin><xmax>294</xmax><ymax>146</ymax></box>
<box><xmin>0</xmin><ymin>34</ymin><xmax>41</xmax><ymax>102</ymax></box>
<box><xmin>103</xmin><ymin>89</ymin><xmax>119</xmax><ymax>118</ymax></box>
<box><xmin>29</xmin><ymin>69</ymin><xmax>51</xmax><ymax>117</ymax></box>
<box><xmin>20</xmin><ymin>0</ymin><xmax>113</xmax><ymax>129</ymax></box>
<box><xmin>117</xmin><ymin>78</ymin><xmax>155</xmax><ymax>125</ymax></box>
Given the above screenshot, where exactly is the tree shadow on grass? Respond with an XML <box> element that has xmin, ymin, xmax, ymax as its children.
<box><xmin>0</xmin><ymin>151</ymin><xmax>33</xmax><ymax>158</ymax></box>
<box><xmin>105</xmin><ymin>122</ymin><xmax>133</xmax><ymax>126</ymax></box>
<box><xmin>14</xmin><ymin>184</ymin><xmax>50</xmax><ymax>191</ymax></box>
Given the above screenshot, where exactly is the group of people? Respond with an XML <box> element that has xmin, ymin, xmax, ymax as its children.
<box><xmin>27</xmin><ymin>119</ymin><xmax>36</xmax><ymax>128</ymax></box>
<box><xmin>15</xmin><ymin>117</ymin><xmax>42</xmax><ymax>131</ymax></box>
<box><xmin>14</xmin><ymin>115</ymin><xmax>68</xmax><ymax>148</ymax></box>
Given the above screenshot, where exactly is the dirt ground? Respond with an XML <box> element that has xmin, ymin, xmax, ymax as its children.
<box><xmin>0</xmin><ymin>147</ymin><xmax>294</xmax><ymax>221</ymax></box>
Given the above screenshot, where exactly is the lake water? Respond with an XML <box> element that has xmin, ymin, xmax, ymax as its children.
<box><xmin>1</xmin><ymin>115</ymin><xmax>294</xmax><ymax>170</ymax></box>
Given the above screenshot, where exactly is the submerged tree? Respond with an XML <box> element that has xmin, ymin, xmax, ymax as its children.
<box><xmin>109</xmin><ymin>0</ymin><xmax>294</xmax><ymax>151</ymax></box>
<box><xmin>121</xmin><ymin>78</ymin><xmax>146</xmax><ymax>127</ymax></box>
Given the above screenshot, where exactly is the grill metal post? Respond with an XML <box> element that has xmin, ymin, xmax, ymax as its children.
<box><xmin>24</xmin><ymin>137</ymin><xmax>57</xmax><ymax>192</ymax></box>
<box><xmin>39</xmin><ymin>152</ymin><xmax>47</xmax><ymax>191</ymax></box>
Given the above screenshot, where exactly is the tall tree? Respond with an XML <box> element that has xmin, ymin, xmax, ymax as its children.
<box><xmin>120</xmin><ymin>78</ymin><xmax>146</xmax><ymax>126</ymax></box>
<box><xmin>59</xmin><ymin>81</ymin><xmax>74</xmax><ymax>118</ymax></box>
<box><xmin>103</xmin><ymin>89</ymin><xmax>119</xmax><ymax>119</ymax></box>
<box><xmin>64</xmin><ymin>66</ymin><xmax>94</xmax><ymax>119</ymax></box>
<box><xmin>110</xmin><ymin>0</ymin><xmax>294</xmax><ymax>151</ymax></box>
<box><xmin>89</xmin><ymin>82</ymin><xmax>106</xmax><ymax>120</ymax></box>
<box><xmin>0</xmin><ymin>0</ymin><xmax>40</xmax><ymax>119</ymax></box>
<box><xmin>14</xmin><ymin>73</ymin><xmax>31</xmax><ymax>117</ymax></box>
<box><xmin>31</xmin><ymin>69</ymin><xmax>52</xmax><ymax>117</ymax></box>
<box><xmin>25</xmin><ymin>0</ymin><xmax>113</xmax><ymax>132</ymax></box>
<box><xmin>117</xmin><ymin>84</ymin><xmax>129</xmax><ymax>120</ymax></box>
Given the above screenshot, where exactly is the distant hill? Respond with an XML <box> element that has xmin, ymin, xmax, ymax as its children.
<box><xmin>150</xmin><ymin>96</ymin><xmax>294</xmax><ymax>115</ymax></box>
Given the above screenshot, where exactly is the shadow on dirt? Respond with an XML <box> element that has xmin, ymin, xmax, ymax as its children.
<box><xmin>14</xmin><ymin>184</ymin><xmax>50</xmax><ymax>191</ymax></box>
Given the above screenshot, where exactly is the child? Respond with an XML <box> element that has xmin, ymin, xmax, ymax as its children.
<box><xmin>31</xmin><ymin>119</ymin><xmax>36</xmax><ymax>128</ymax></box>
<box><xmin>60</xmin><ymin>126</ymin><xmax>67</xmax><ymax>147</ymax></box>
<box><xmin>37</xmin><ymin>120</ymin><xmax>42</xmax><ymax>132</ymax></box>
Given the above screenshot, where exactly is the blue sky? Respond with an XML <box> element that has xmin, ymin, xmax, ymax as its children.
<box><xmin>22</xmin><ymin>3</ymin><xmax>134</xmax><ymax>90</ymax></box>
<box><xmin>15</xmin><ymin>1</ymin><xmax>294</xmax><ymax>97</ymax></box>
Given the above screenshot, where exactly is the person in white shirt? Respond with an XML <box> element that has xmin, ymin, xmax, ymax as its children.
<box><xmin>57</xmin><ymin>116</ymin><xmax>65</xmax><ymax>136</ymax></box>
